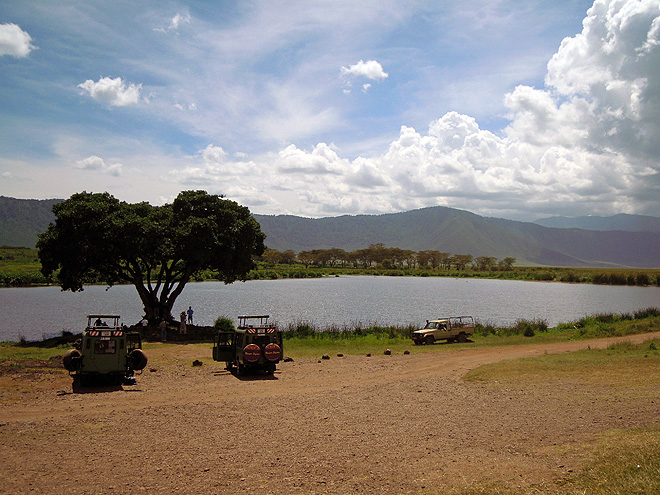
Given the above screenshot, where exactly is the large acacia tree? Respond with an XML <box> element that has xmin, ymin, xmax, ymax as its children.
<box><xmin>38</xmin><ymin>190</ymin><xmax>265</xmax><ymax>323</ymax></box>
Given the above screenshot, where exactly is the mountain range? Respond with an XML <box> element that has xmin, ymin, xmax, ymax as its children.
<box><xmin>0</xmin><ymin>196</ymin><xmax>61</xmax><ymax>249</ymax></box>
<box><xmin>2</xmin><ymin>196</ymin><xmax>659</xmax><ymax>268</ymax></box>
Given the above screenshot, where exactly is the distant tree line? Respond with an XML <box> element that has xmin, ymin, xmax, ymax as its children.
<box><xmin>259</xmin><ymin>243</ymin><xmax>516</xmax><ymax>271</ymax></box>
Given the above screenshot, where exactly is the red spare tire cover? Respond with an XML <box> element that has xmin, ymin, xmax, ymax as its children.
<box><xmin>264</xmin><ymin>343</ymin><xmax>282</xmax><ymax>362</ymax></box>
<box><xmin>243</xmin><ymin>344</ymin><xmax>261</xmax><ymax>362</ymax></box>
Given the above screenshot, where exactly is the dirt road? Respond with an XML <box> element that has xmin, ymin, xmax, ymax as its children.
<box><xmin>1</xmin><ymin>333</ymin><xmax>659</xmax><ymax>494</ymax></box>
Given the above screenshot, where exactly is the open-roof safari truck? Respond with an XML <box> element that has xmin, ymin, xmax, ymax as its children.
<box><xmin>411</xmin><ymin>315</ymin><xmax>475</xmax><ymax>345</ymax></box>
<box><xmin>62</xmin><ymin>314</ymin><xmax>148</xmax><ymax>386</ymax></box>
<box><xmin>213</xmin><ymin>315</ymin><xmax>283</xmax><ymax>375</ymax></box>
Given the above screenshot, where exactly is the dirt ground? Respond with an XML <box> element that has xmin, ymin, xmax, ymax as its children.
<box><xmin>1</xmin><ymin>333</ymin><xmax>659</xmax><ymax>495</ymax></box>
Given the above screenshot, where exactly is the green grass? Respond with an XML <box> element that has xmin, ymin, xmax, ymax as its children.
<box><xmin>464</xmin><ymin>338</ymin><xmax>660</xmax><ymax>388</ymax></box>
<box><xmin>0</xmin><ymin>342</ymin><xmax>70</xmax><ymax>362</ymax></box>
<box><xmin>454</xmin><ymin>339</ymin><xmax>660</xmax><ymax>495</ymax></box>
<box><xmin>280</xmin><ymin>313</ymin><xmax>660</xmax><ymax>358</ymax></box>
<box><xmin>439</xmin><ymin>427</ymin><xmax>660</xmax><ymax>495</ymax></box>
<box><xmin>558</xmin><ymin>426</ymin><xmax>660</xmax><ymax>495</ymax></box>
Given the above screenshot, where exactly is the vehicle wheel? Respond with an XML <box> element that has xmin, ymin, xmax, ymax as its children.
<box><xmin>62</xmin><ymin>349</ymin><xmax>81</xmax><ymax>372</ymax></box>
<box><xmin>457</xmin><ymin>332</ymin><xmax>467</xmax><ymax>343</ymax></box>
<box><xmin>129</xmin><ymin>349</ymin><xmax>148</xmax><ymax>370</ymax></box>
<box><xmin>425</xmin><ymin>336</ymin><xmax>434</xmax><ymax>345</ymax></box>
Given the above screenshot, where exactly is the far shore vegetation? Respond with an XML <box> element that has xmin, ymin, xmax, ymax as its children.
<box><xmin>2</xmin><ymin>244</ymin><xmax>660</xmax><ymax>288</ymax></box>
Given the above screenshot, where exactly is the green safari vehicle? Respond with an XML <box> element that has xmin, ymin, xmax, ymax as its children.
<box><xmin>213</xmin><ymin>315</ymin><xmax>283</xmax><ymax>375</ymax></box>
<box><xmin>62</xmin><ymin>314</ymin><xmax>148</xmax><ymax>386</ymax></box>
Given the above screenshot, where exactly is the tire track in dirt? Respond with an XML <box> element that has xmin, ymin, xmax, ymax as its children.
<box><xmin>0</xmin><ymin>332</ymin><xmax>658</xmax><ymax>494</ymax></box>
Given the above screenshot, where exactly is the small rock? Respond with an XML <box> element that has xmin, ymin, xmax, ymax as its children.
<box><xmin>337</xmin><ymin>353</ymin><xmax>344</xmax><ymax>357</ymax></box>
<box><xmin>321</xmin><ymin>354</ymin><xmax>330</xmax><ymax>360</ymax></box>
<box><xmin>403</xmin><ymin>350</ymin><xmax>410</xmax><ymax>355</ymax></box>
<box><xmin>283</xmin><ymin>356</ymin><xmax>294</xmax><ymax>362</ymax></box>
<box><xmin>366</xmin><ymin>353</ymin><xmax>371</xmax><ymax>357</ymax></box>
<box><xmin>192</xmin><ymin>359</ymin><xmax>203</xmax><ymax>367</ymax></box>
<box><xmin>384</xmin><ymin>349</ymin><xmax>391</xmax><ymax>355</ymax></box>
<box><xmin>149</xmin><ymin>368</ymin><xmax>157</xmax><ymax>372</ymax></box>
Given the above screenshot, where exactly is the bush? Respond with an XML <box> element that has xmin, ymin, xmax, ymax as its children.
<box><xmin>213</xmin><ymin>316</ymin><xmax>235</xmax><ymax>332</ymax></box>
<box><xmin>634</xmin><ymin>307</ymin><xmax>660</xmax><ymax>319</ymax></box>
<box><xmin>559</xmin><ymin>271</ymin><xmax>580</xmax><ymax>283</ymax></box>
<box><xmin>475</xmin><ymin>322</ymin><xmax>498</xmax><ymax>336</ymax></box>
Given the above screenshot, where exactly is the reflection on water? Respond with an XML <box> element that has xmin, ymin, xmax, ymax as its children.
<box><xmin>1</xmin><ymin>276</ymin><xmax>659</xmax><ymax>342</ymax></box>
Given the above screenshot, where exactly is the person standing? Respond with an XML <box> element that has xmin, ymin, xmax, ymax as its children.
<box><xmin>179</xmin><ymin>311</ymin><xmax>187</xmax><ymax>335</ymax></box>
<box><xmin>187</xmin><ymin>306</ymin><xmax>194</xmax><ymax>324</ymax></box>
<box><xmin>159</xmin><ymin>319</ymin><xmax>167</xmax><ymax>342</ymax></box>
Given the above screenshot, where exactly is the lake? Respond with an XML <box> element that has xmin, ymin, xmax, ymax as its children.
<box><xmin>1</xmin><ymin>276</ymin><xmax>660</xmax><ymax>342</ymax></box>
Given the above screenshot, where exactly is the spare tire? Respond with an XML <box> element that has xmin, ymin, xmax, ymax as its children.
<box><xmin>62</xmin><ymin>349</ymin><xmax>81</xmax><ymax>372</ymax></box>
<box><xmin>129</xmin><ymin>349</ymin><xmax>148</xmax><ymax>371</ymax></box>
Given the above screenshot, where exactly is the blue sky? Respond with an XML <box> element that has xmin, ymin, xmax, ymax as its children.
<box><xmin>1</xmin><ymin>0</ymin><xmax>659</xmax><ymax>221</ymax></box>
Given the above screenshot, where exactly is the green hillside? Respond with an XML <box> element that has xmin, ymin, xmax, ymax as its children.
<box><xmin>1</xmin><ymin>196</ymin><xmax>659</xmax><ymax>267</ymax></box>
<box><xmin>0</xmin><ymin>196</ymin><xmax>59</xmax><ymax>248</ymax></box>
<box><xmin>535</xmin><ymin>213</ymin><xmax>660</xmax><ymax>232</ymax></box>
<box><xmin>255</xmin><ymin>207</ymin><xmax>660</xmax><ymax>268</ymax></box>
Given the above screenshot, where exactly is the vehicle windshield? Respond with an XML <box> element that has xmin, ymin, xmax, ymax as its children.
<box><xmin>423</xmin><ymin>321</ymin><xmax>448</xmax><ymax>329</ymax></box>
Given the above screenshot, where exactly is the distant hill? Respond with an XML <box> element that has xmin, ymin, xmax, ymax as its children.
<box><xmin>0</xmin><ymin>196</ymin><xmax>59</xmax><ymax>248</ymax></box>
<box><xmin>254</xmin><ymin>207</ymin><xmax>660</xmax><ymax>268</ymax></box>
<box><xmin>1</xmin><ymin>196</ymin><xmax>659</xmax><ymax>267</ymax></box>
<box><xmin>534</xmin><ymin>213</ymin><xmax>660</xmax><ymax>232</ymax></box>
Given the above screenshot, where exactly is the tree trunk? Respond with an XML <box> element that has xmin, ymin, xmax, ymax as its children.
<box><xmin>134</xmin><ymin>281</ymin><xmax>175</xmax><ymax>324</ymax></box>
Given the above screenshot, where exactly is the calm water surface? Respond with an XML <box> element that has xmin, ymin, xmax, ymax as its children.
<box><xmin>1</xmin><ymin>276</ymin><xmax>660</xmax><ymax>342</ymax></box>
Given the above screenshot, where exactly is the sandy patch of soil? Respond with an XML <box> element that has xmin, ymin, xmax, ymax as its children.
<box><xmin>1</xmin><ymin>333</ymin><xmax>659</xmax><ymax>494</ymax></box>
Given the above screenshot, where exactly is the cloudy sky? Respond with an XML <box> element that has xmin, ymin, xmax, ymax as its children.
<box><xmin>1</xmin><ymin>0</ymin><xmax>659</xmax><ymax>221</ymax></box>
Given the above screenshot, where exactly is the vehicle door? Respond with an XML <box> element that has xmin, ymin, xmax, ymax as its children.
<box><xmin>213</xmin><ymin>331</ymin><xmax>235</xmax><ymax>362</ymax></box>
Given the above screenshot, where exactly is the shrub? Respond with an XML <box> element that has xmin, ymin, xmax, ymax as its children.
<box><xmin>475</xmin><ymin>322</ymin><xmax>498</xmax><ymax>336</ymax></box>
<box><xmin>634</xmin><ymin>307</ymin><xmax>660</xmax><ymax>319</ymax></box>
<box><xmin>559</xmin><ymin>272</ymin><xmax>580</xmax><ymax>283</ymax></box>
<box><xmin>213</xmin><ymin>316</ymin><xmax>235</xmax><ymax>332</ymax></box>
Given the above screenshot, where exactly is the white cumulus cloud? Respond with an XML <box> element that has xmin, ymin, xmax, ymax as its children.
<box><xmin>76</xmin><ymin>155</ymin><xmax>123</xmax><ymax>176</ymax></box>
<box><xmin>0</xmin><ymin>23</ymin><xmax>35</xmax><ymax>57</ymax></box>
<box><xmin>78</xmin><ymin>77</ymin><xmax>142</xmax><ymax>106</ymax></box>
<box><xmin>162</xmin><ymin>0</ymin><xmax>660</xmax><ymax>220</ymax></box>
<box><xmin>341</xmin><ymin>59</ymin><xmax>388</xmax><ymax>80</ymax></box>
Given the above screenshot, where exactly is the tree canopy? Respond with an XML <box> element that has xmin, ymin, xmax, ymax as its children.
<box><xmin>37</xmin><ymin>190</ymin><xmax>265</xmax><ymax>322</ymax></box>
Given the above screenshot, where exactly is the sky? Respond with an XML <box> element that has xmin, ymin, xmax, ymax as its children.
<box><xmin>1</xmin><ymin>0</ymin><xmax>659</xmax><ymax>222</ymax></box>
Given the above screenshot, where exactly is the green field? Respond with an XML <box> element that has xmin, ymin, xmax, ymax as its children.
<box><xmin>2</xmin><ymin>246</ymin><xmax>660</xmax><ymax>287</ymax></box>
